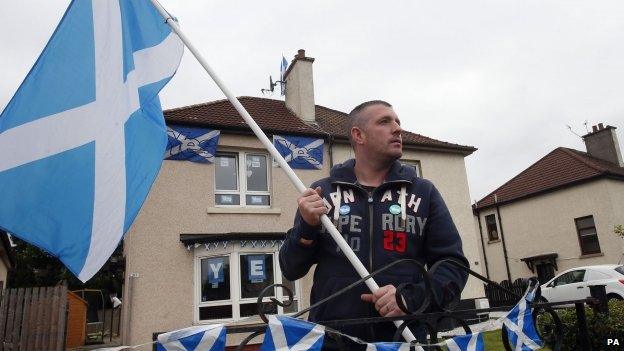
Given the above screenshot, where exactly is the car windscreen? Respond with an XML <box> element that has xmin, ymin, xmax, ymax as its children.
<box><xmin>616</xmin><ymin>266</ymin><xmax>624</xmax><ymax>276</ymax></box>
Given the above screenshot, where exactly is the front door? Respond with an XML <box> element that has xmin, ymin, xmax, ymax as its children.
<box><xmin>536</xmin><ymin>263</ymin><xmax>555</xmax><ymax>284</ymax></box>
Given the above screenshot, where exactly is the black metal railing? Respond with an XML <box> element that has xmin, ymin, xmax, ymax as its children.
<box><xmin>157</xmin><ymin>258</ymin><xmax>610</xmax><ymax>350</ymax></box>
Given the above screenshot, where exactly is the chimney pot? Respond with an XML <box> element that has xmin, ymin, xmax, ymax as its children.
<box><xmin>598</xmin><ymin>123</ymin><xmax>604</xmax><ymax>130</ymax></box>
<box><xmin>297</xmin><ymin>49</ymin><xmax>305</xmax><ymax>59</ymax></box>
<box><xmin>592</xmin><ymin>125</ymin><xmax>598</xmax><ymax>132</ymax></box>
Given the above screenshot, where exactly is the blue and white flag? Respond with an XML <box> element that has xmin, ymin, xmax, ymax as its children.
<box><xmin>502</xmin><ymin>289</ymin><xmax>542</xmax><ymax>350</ymax></box>
<box><xmin>444</xmin><ymin>333</ymin><xmax>484</xmax><ymax>351</ymax></box>
<box><xmin>366</xmin><ymin>342</ymin><xmax>411</xmax><ymax>351</ymax></box>
<box><xmin>165</xmin><ymin>125</ymin><xmax>220</xmax><ymax>163</ymax></box>
<box><xmin>273</xmin><ymin>135</ymin><xmax>323</xmax><ymax>170</ymax></box>
<box><xmin>280</xmin><ymin>56</ymin><xmax>288</xmax><ymax>96</ymax></box>
<box><xmin>260</xmin><ymin>315</ymin><xmax>325</xmax><ymax>351</ymax></box>
<box><xmin>0</xmin><ymin>0</ymin><xmax>183</xmax><ymax>281</ymax></box>
<box><xmin>157</xmin><ymin>325</ymin><xmax>226</xmax><ymax>351</ymax></box>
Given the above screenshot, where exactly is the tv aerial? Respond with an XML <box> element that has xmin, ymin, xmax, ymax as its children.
<box><xmin>261</xmin><ymin>75</ymin><xmax>285</xmax><ymax>95</ymax></box>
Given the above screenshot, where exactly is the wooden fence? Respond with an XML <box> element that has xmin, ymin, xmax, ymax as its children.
<box><xmin>0</xmin><ymin>285</ymin><xmax>68</xmax><ymax>351</ymax></box>
<box><xmin>484</xmin><ymin>278</ymin><xmax>529</xmax><ymax>308</ymax></box>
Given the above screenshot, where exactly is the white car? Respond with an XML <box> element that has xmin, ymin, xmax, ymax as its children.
<box><xmin>540</xmin><ymin>265</ymin><xmax>624</xmax><ymax>303</ymax></box>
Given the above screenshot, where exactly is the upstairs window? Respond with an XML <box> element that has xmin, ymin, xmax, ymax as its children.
<box><xmin>574</xmin><ymin>215</ymin><xmax>601</xmax><ymax>255</ymax></box>
<box><xmin>215</xmin><ymin>152</ymin><xmax>270</xmax><ymax>206</ymax></box>
<box><xmin>402</xmin><ymin>160</ymin><xmax>422</xmax><ymax>178</ymax></box>
<box><xmin>485</xmin><ymin>214</ymin><xmax>499</xmax><ymax>241</ymax></box>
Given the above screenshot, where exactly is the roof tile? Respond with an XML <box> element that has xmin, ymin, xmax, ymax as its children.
<box><xmin>475</xmin><ymin>147</ymin><xmax>624</xmax><ymax>209</ymax></box>
<box><xmin>164</xmin><ymin>97</ymin><xmax>475</xmax><ymax>154</ymax></box>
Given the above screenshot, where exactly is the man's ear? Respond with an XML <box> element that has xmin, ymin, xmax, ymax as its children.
<box><xmin>351</xmin><ymin>127</ymin><xmax>365</xmax><ymax>145</ymax></box>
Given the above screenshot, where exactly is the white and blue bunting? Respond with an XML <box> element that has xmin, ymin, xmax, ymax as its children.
<box><xmin>102</xmin><ymin>285</ymin><xmax>543</xmax><ymax>351</ymax></box>
<box><xmin>273</xmin><ymin>135</ymin><xmax>324</xmax><ymax>170</ymax></box>
<box><xmin>165</xmin><ymin>125</ymin><xmax>220</xmax><ymax>163</ymax></box>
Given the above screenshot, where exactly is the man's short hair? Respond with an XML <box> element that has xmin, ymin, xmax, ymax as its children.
<box><xmin>347</xmin><ymin>100</ymin><xmax>393</xmax><ymax>148</ymax></box>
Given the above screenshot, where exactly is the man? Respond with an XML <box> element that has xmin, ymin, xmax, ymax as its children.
<box><xmin>279</xmin><ymin>100</ymin><xmax>469</xmax><ymax>342</ymax></box>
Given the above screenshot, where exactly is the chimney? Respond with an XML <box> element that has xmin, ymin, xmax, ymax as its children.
<box><xmin>582</xmin><ymin>124</ymin><xmax>624</xmax><ymax>167</ymax></box>
<box><xmin>284</xmin><ymin>49</ymin><xmax>316</xmax><ymax>123</ymax></box>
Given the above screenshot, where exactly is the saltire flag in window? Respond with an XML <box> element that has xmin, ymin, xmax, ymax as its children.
<box><xmin>0</xmin><ymin>0</ymin><xmax>183</xmax><ymax>282</ymax></box>
<box><xmin>156</xmin><ymin>325</ymin><xmax>226</xmax><ymax>351</ymax></box>
<box><xmin>273</xmin><ymin>135</ymin><xmax>323</xmax><ymax>170</ymax></box>
<box><xmin>165</xmin><ymin>125</ymin><xmax>220</xmax><ymax>163</ymax></box>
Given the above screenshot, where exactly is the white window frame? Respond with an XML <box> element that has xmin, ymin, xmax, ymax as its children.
<box><xmin>401</xmin><ymin>159</ymin><xmax>422</xmax><ymax>177</ymax></box>
<box><xmin>214</xmin><ymin>151</ymin><xmax>271</xmax><ymax>208</ymax></box>
<box><xmin>194</xmin><ymin>244</ymin><xmax>300</xmax><ymax>324</ymax></box>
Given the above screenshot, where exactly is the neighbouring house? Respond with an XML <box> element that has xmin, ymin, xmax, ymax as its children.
<box><xmin>0</xmin><ymin>230</ymin><xmax>15</xmax><ymax>289</ymax></box>
<box><xmin>474</xmin><ymin>123</ymin><xmax>624</xmax><ymax>285</ymax></box>
<box><xmin>121</xmin><ymin>49</ymin><xmax>483</xmax><ymax>346</ymax></box>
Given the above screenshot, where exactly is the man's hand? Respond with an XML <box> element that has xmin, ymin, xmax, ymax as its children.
<box><xmin>297</xmin><ymin>187</ymin><xmax>327</xmax><ymax>227</ymax></box>
<box><xmin>361</xmin><ymin>285</ymin><xmax>405</xmax><ymax>317</ymax></box>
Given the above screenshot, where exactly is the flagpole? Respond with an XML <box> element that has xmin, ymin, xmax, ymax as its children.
<box><xmin>150</xmin><ymin>0</ymin><xmax>417</xmax><ymax>343</ymax></box>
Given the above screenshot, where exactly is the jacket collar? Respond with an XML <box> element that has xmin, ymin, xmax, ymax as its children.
<box><xmin>329</xmin><ymin>158</ymin><xmax>416</xmax><ymax>185</ymax></box>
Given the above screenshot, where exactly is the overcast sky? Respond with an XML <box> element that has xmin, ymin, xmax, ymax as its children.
<box><xmin>2</xmin><ymin>1</ymin><xmax>624</xmax><ymax>201</ymax></box>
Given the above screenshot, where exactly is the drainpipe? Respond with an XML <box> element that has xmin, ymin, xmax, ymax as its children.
<box><xmin>327</xmin><ymin>134</ymin><xmax>334</xmax><ymax>169</ymax></box>
<box><xmin>475</xmin><ymin>203</ymin><xmax>490</xmax><ymax>279</ymax></box>
<box><xmin>495</xmin><ymin>194</ymin><xmax>512</xmax><ymax>283</ymax></box>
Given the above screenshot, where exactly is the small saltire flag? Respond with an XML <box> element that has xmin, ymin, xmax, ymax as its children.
<box><xmin>273</xmin><ymin>135</ymin><xmax>323</xmax><ymax>170</ymax></box>
<box><xmin>502</xmin><ymin>291</ymin><xmax>542</xmax><ymax>350</ymax></box>
<box><xmin>260</xmin><ymin>315</ymin><xmax>325</xmax><ymax>351</ymax></box>
<box><xmin>0</xmin><ymin>0</ymin><xmax>183</xmax><ymax>281</ymax></box>
<box><xmin>445</xmin><ymin>333</ymin><xmax>484</xmax><ymax>351</ymax></box>
<box><xmin>157</xmin><ymin>324</ymin><xmax>226</xmax><ymax>351</ymax></box>
<box><xmin>165</xmin><ymin>125</ymin><xmax>220</xmax><ymax>163</ymax></box>
<box><xmin>366</xmin><ymin>342</ymin><xmax>412</xmax><ymax>351</ymax></box>
<box><xmin>280</xmin><ymin>56</ymin><xmax>288</xmax><ymax>96</ymax></box>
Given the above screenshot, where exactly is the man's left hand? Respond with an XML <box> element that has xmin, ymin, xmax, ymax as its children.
<box><xmin>361</xmin><ymin>285</ymin><xmax>405</xmax><ymax>317</ymax></box>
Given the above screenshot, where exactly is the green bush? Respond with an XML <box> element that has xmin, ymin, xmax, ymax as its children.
<box><xmin>537</xmin><ymin>300</ymin><xmax>624</xmax><ymax>350</ymax></box>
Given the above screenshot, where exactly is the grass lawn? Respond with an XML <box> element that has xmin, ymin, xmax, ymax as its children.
<box><xmin>438</xmin><ymin>330</ymin><xmax>552</xmax><ymax>350</ymax></box>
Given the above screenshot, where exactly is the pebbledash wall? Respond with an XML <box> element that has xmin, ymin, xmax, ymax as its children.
<box><xmin>121</xmin><ymin>135</ymin><xmax>484</xmax><ymax>346</ymax></box>
<box><xmin>477</xmin><ymin>178</ymin><xmax>624</xmax><ymax>283</ymax></box>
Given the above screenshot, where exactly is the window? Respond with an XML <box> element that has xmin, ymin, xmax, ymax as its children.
<box><xmin>615</xmin><ymin>266</ymin><xmax>624</xmax><ymax>276</ymax></box>
<box><xmin>402</xmin><ymin>160</ymin><xmax>422</xmax><ymax>177</ymax></box>
<box><xmin>552</xmin><ymin>270</ymin><xmax>585</xmax><ymax>286</ymax></box>
<box><xmin>195</xmin><ymin>245</ymin><xmax>300</xmax><ymax>322</ymax></box>
<box><xmin>485</xmin><ymin>214</ymin><xmax>499</xmax><ymax>241</ymax></box>
<box><xmin>215</xmin><ymin>152</ymin><xmax>270</xmax><ymax>206</ymax></box>
<box><xmin>574</xmin><ymin>215</ymin><xmax>601</xmax><ymax>255</ymax></box>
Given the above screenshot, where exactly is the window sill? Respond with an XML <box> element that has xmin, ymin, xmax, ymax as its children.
<box><xmin>487</xmin><ymin>239</ymin><xmax>501</xmax><ymax>244</ymax></box>
<box><xmin>206</xmin><ymin>207</ymin><xmax>282</xmax><ymax>215</ymax></box>
<box><xmin>579</xmin><ymin>252</ymin><xmax>604</xmax><ymax>259</ymax></box>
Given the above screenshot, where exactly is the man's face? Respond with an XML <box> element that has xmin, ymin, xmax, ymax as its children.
<box><xmin>356</xmin><ymin>104</ymin><xmax>403</xmax><ymax>160</ymax></box>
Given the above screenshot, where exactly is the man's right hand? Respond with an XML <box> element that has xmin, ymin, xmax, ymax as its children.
<box><xmin>297</xmin><ymin>186</ymin><xmax>327</xmax><ymax>227</ymax></box>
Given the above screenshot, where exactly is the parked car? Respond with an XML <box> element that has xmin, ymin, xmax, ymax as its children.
<box><xmin>540</xmin><ymin>265</ymin><xmax>624</xmax><ymax>303</ymax></box>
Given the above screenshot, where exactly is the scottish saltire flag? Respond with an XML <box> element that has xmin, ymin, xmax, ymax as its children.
<box><xmin>445</xmin><ymin>333</ymin><xmax>484</xmax><ymax>351</ymax></box>
<box><xmin>157</xmin><ymin>325</ymin><xmax>226</xmax><ymax>351</ymax></box>
<box><xmin>366</xmin><ymin>342</ymin><xmax>411</xmax><ymax>351</ymax></box>
<box><xmin>260</xmin><ymin>315</ymin><xmax>325</xmax><ymax>351</ymax></box>
<box><xmin>273</xmin><ymin>135</ymin><xmax>323</xmax><ymax>169</ymax></box>
<box><xmin>165</xmin><ymin>125</ymin><xmax>220</xmax><ymax>163</ymax></box>
<box><xmin>280</xmin><ymin>56</ymin><xmax>288</xmax><ymax>96</ymax></box>
<box><xmin>0</xmin><ymin>0</ymin><xmax>183</xmax><ymax>281</ymax></box>
<box><xmin>502</xmin><ymin>290</ymin><xmax>542</xmax><ymax>350</ymax></box>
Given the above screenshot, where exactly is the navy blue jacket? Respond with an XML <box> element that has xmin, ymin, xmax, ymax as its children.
<box><xmin>279</xmin><ymin>159</ymin><xmax>469</xmax><ymax>341</ymax></box>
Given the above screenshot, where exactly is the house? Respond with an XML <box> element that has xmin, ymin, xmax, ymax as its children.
<box><xmin>474</xmin><ymin>124</ymin><xmax>624</xmax><ymax>284</ymax></box>
<box><xmin>0</xmin><ymin>231</ymin><xmax>15</xmax><ymax>289</ymax></box>
<box><xmin>121</xmin><ymin>50</ymin><xmax>482</xmax><ymax>346</ymax></box>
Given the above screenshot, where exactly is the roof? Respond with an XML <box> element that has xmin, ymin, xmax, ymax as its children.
<box><xmin>180</xmin><ymin>232</ymin><xmax>285</xmax><ymax>245</ymax></box>
<box><xmin>475</xmin><ymin>147</ymin><xmax>624</xmax><ymax>209</ymax></box>
<box><xmin>164</xmin><ymin>97</ymin><xmax>476</xmax><ymax>155</ymax></box>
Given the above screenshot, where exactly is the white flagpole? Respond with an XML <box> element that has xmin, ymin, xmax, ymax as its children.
<box><xmin>149</xmin><ymin>0</ymin><xmax>417</xmax><ymax>343</ymax></box>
